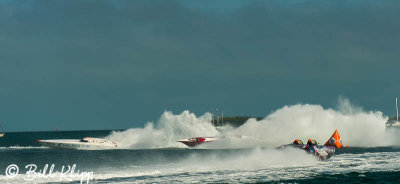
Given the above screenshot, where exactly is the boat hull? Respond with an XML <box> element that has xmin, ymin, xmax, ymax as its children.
<box><xmin>279</xmin><ymin>144</ymin><xmax>335</xmax><ymax>160</ymax></box>
<box><xmin>37</xmin><ymin>139</ymin><xmax>118</xmax><ymax>150</ymax></box>
<box><xmin>177</xmin><ymin>137</ymin><xmax>217</xmax><ymax>147</ymax></box>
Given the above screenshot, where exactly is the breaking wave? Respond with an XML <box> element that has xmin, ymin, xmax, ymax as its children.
<box><xmin>107</xmin><ymin>98</ymin><xmax>394</xmax><ymax>149</ymax></box>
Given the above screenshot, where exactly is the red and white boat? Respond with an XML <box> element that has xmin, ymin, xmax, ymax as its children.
<box><xmin>177</xmin><ymin>137</ymin><xmax>217</xmax><ymax>147</ymax></box>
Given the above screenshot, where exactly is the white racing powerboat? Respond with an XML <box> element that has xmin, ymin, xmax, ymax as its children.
<box><xmin>37</xmin><ymin>137</ymin><xmax>118</xmax><ymax>150</ymax></box>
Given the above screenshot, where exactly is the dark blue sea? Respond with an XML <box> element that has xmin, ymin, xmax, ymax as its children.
<box><xmin>1</xmin><ymin>107</ymin><xmax>400</xmax><ymax>183</ymax></box>
<box><xmin>1</xmin><ymin>130</ymin><xmax>400</xmax><ymax>183</ymax></box>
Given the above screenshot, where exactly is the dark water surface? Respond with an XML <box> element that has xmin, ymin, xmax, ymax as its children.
<box><xmin>1</xmin><ymin>131</ymin><xmax>400</xmax><ymax>183</ymax></box>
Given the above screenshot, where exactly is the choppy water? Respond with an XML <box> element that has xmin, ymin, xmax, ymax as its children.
<box><xmin>1</xmin><ymin>102</ymin><xmax>400</xmax><ymax>183</ymax></box>
<box><xmin>1</xmin><ymin>140</ymin><xmax>400</xmax><ymax>183</ymax></box>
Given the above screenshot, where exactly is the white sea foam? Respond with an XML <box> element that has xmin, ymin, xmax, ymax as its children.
<box><xmin>2</xmin><ymin>98</ymin><xmax>398</xmax><ymax>183</ymax></box>
<box><xmin>106</xmin><ymin>98</ymin><xmax>394</xmax><ymax>149</ymax></box>
<box><xmin>0</xmin><ymin>148</ymin><xmax>318</xmax><ymax>183</ymax></box>
<box><xmin>4</xmin><ymin>148</ymin><xmax>399</xmax><ymax>184</ymax></box>
<box><xmin>106</xmin><ymin>111</ymin><xmax>219</xmax><ymax>149</ymax></box>
<box><xmin>76</xmin><ymin>148</ymin><xmax>317</xmax><ymax>182</ymax></box>
<box><xmin>228</xmin><ymin>102</ymin><xmax>390</xmax><ymax>147</ymax></box>
<box><xmin>2</xmin><ymin>147</ymin><xmax>400</xmax><ymax>184</ymax></box>
<box><xmin>90</xmin><ymin>150</ymin><xmax>400</xmax><ymax>183</ymax></box>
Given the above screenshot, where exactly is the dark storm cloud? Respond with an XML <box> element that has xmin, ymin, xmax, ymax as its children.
<box><xmin>0</xmin><ymin>0</ymin><xmax>399</xmax><ymax>131</ymax></box>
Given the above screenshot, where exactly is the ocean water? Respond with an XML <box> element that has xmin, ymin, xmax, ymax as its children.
<box><xmin>1</xmin><ymin>143</ymin><xmax>400</xmax><ymax>183</ymax></box>
<box><xmin>1</xmin><ymin>102</ymin><xmax>400</xmax><ymax>183</ymax></box>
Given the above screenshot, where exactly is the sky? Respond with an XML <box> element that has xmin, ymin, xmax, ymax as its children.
<box><xmin>0</xmin><ymin>0</ymin><xmax>399</xmax><ymax>131</ymax></box>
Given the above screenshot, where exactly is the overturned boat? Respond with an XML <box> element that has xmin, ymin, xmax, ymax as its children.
<box><xmin>279</xmin><ymin>130</ymin><xmax>344</xmax><ymax>160</ymax></box>
<box><xmin>37</xmin><ymin>137</ymin><xmax>118</xmax><ymax>149</ymax></box>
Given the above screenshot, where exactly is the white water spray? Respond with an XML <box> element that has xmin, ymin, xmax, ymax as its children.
<box><xmin>229</xmin><ymin>103</ymin><xmax>388</xmax><ymax>147</ymax></box>
<box><xmin>106</xmin><ymin>111</ymin><xmax>219</xmax><ymax>149</ymax></box>
<box><xmin>107</xmin><ymin>98</ymin><xmax>393</xmax><ymax>149</ymax></box>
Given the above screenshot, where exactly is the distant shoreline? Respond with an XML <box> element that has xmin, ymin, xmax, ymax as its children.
<box><xmin>5</xmin><ymin>116</ymin><xmax>263</xmax><ymax>133</ymax></box>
